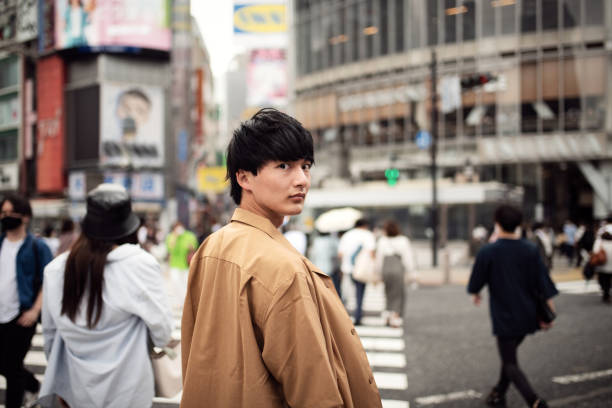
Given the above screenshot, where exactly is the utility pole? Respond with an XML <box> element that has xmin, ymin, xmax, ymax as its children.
<box><xmin>430</xmin><ymin>50</ymin><xmax>439</xmax><ymax>267</ymax></box>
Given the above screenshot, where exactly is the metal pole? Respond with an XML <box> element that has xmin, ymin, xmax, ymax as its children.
<box><xmin>431</xmin><ymin>50</ymin><xmax>438</xmax><ymax>267</ymax></box>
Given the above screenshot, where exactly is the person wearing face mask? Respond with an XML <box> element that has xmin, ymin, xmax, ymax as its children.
<box><xmin>0</xmin><ymin>193</ymin><xmax>53</xmax><ymax>408</ymax></box>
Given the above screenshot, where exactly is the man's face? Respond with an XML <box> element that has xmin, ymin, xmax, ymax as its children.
<box><xmin>240</xmin><ymin>159</ymin><xmax>312</xmax><ymax>225</ymax></box>
<box><xmin>0</xmin><ymin>200</ymin><xmax>27</xmax><ymax>230</ymax></box>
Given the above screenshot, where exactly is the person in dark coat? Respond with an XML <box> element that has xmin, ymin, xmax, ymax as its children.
<box><xmin>468</xmin><ymin>205</ymin><xmax>558</xmax><ymax>408</ymax></box>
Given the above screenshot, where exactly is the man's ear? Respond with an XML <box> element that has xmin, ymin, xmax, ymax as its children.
<box><xmin>236</xmin><ymin>169</ymin><xmax>253</xmax><ymax>192</ymax></box>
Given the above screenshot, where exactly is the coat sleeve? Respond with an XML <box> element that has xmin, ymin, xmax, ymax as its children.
<box><xmin>122</xmin><ymin>253</ymin><xmax>173</xmax><ymax>347</ymax></box>
<box><xmin>467</xmin><ymin>249</ymin><xmax>489</xmax><ymax>294</ymax></box>
<box><xmin>261</xmin><ymin>271</ymin><xmax>343</xmax><ymax>408</ymax></box>
<box><xmin>534</xmin><ymin>248</ymin><xmax>559</xmax><ymax>300</ymax></box>
<box><xmin>41</xmin><ymin>271</ymin><xmax>56</xmax><ymax>359</ymax></box>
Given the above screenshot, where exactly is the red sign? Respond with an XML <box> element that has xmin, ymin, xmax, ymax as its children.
<box><xmin>36</xmin><ymin>56</ymin><xmax>66</xmax><ymax>193</ymax></box>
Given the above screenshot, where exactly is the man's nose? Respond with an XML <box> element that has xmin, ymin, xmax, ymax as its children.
<box><xmin>294</xmin><ymin>167</ymin><xmax>310</xmax><ymax>185</ymax></box>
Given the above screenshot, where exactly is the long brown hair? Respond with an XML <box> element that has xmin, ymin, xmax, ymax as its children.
<box><xmin>61</xmin><ymin>231</ymin><xmax>138</xmax><ymax>328</ymax></box>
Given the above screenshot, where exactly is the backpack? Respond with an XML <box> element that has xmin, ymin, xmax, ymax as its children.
<box><xmin>381</xmin><ymin>253</ymin><xmax>404</xmax><ymax>277</ymax></box>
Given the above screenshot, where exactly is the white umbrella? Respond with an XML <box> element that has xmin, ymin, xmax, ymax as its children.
<box><xmin>314</xmin><ymin>207</ymin><xmax>363</xmax><ymax>233</ymax></box>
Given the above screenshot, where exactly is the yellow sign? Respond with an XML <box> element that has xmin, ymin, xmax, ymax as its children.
<box><xmin>197</xmin><ymin>166</ymin><xmax>229</xmax><ymax>193</ymax></box>
<box><xmin>233</xmin><ymin>4</ymin><xmax>286</xmax><ymax>34</ymax></box>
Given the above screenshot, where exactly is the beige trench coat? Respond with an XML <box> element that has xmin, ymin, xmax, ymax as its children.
<box><xmin>181</xmin><ymin>208</ymin><xmax>382</xmax><ymax>407</ymax></box>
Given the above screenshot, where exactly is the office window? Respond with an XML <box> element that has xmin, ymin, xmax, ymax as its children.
<box><xmin>0</xmin><ymin>130</ymin><xmax>17</xmax><ymax>161</ymax></box>
<box><xmin>381</xmin><ymin>0</ymin><xmax>388</xmax><ymax>55</ymax></box>
<box><xmin>444</xmin><ymin>0</ymin><xmax>457</xmax><ymax>44</ymax></box>
<box><xmin>350</xmin><ymin>2</ymin><xmax>359</xmax><ymax>61</ymax></box>
<box><xmin>336</xmin><ymin>2</ymin><xmax>346</xmax><ymax>65</ymax></box>
<box><xmin>482</xmin><ymin>0</ymin><xmax>495</xmax><ymax>37</ymax></box>
<box><xmin>541</xmin><ymin>0</ymin><xmax>558</xmax><ymax>30</ymax></box>
<box><xmin>427</xmin><ymin>0</ymin><xmax>438</xmax><ymax>45</ymax></box>
<box><xmin>585</xmin><ymin>0</ymin><xmax>604</xmax><ymax>26</ymax></box>
<box><xmin>463</xmin><ymin>1</ymin><xmax>475</xmax><ymax>41</ymax></box>
<box><xmin>0</xmin><ymin>56</ymin><xmax>18</xmax><ymax>89</ymax></box>
<box><xmin>562</xmin><ymin>0</ymin><xmax>580</xmax><ymax>28</ymax></box>
<box><xmin>364</xmin><ymin>0</ymin><xmax>375</xmax><ymax>59</ymax></box>
<box><xmin>521</xmin><ymin>0</ymin><xmax>537</xmax><ymax>32</ymax></box>
<box><xmin>395</xmin><ymin>0</ymin><xmax>404</xmax><ymax>51</ymax></box>
<box><xmin>501</xmin><ymin>1</ymin><xmax>516</xmax><ymax>34</ymax></box>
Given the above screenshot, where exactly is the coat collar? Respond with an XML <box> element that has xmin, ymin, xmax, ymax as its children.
<box><xmin>230</xmin><ymin>208</ymin><xmax>328</xmax><ymax>277</ymax></box>
<box><xmin>231</xmin><ymin>208</ymin><xmax>284</xmax><ymax>241</ymax></box>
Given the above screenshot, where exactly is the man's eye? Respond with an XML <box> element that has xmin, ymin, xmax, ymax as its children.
<box><xmin>278</xmin><ymin>163</ymin><xmax>288</xmax><ymax>169</ymax></box>
<box><xmin>302</xmin><ymin>163</ymin><xmax>312</xmax><ymax>170</ymax></box>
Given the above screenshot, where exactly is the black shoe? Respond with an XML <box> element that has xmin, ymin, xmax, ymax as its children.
<box><xmin>485</xmin><ymin>389</ymin><xmax>506</xmax><ymax>407</ymax></box>
<box><xmin>533</xmin><ymin>398</ymin><xmax>548</xmax><ymax>408</ymax></box>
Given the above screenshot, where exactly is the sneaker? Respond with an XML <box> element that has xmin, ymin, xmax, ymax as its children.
<box><xmin>485</xmin><ymin>389</ymin><xmax>506</xmax><ymax>407</ymax></box>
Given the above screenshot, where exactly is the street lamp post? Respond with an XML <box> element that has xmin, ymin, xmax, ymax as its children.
<box><xmin>430</xmin><ymin>50</ymin><xmax>439</xmax><ymax>267</ymax></box>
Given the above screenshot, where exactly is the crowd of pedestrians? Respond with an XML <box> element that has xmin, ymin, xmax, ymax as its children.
<box><xmin>0</xmin><ymin>108</ymin><xmax>609</xmax><ymax>408</ymax></box>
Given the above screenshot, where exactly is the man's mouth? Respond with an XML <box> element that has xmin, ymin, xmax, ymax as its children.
<box><xmin>290</xmin><ymin>193</ymin><xmax>306</xmax><ymax>199</ymax></box>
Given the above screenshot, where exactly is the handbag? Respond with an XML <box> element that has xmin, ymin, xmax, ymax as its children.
<box><xmin>151</xmin><ymin>339</ymin><xmax>182</xmax><ymax>398</ymax></box>
<box><xmin>589</xmin><ymin>248</ymin><xmax>607</xmax><ymax>266</ymax></box>
<box><xmin>352</xmin><ymin>248</ymin><xmax>380</xmax><ymax>283</ymax></box>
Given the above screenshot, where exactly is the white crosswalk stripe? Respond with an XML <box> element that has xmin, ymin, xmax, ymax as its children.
<box><xmin>2</xmin><ymin>279</ymin><xmax>409</xmax><ymax>408</ymax></box>
<box><xmin>556</xmin><ymin>280</ymin><xmax>601</xmax><ymax>294</ymax></box>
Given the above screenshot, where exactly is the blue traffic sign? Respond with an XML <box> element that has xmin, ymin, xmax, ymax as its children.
<box><xmin>416</xmin><ymin>130</ymin><xmax>432</xmax><ymax>150</ymax></box>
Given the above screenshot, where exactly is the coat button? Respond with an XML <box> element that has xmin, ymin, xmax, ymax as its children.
<box><xmin>351</xmin><ymin>328</ymin><xmax>356</xmax><ymax>335</ymax></box>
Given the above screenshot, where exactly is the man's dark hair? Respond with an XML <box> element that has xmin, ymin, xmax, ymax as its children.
<box><xmin>494</xmin><ymin>204</ymin><xmax>523</xmax><ymax>233</ymax></box>
<box><xmin>226</xmin><ymin>108</ymin><xmax>314</xmax><ymax>205</ymax></box>
<box><xmin>1</xmin><ymin>193</ymin><xmax>33</xmax><ymax>217</ymax></box>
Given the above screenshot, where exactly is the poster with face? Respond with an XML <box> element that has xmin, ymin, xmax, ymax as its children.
<box><xmin>100</xmin><ymin>83</ymin><xmax>164</xmax><ymax>168</ymax></box>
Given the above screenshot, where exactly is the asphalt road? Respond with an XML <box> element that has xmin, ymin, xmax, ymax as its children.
<box><xmin>396</xmin><ymin>283</ymin><xmax>612</xmax><ymax>407</ymax></box>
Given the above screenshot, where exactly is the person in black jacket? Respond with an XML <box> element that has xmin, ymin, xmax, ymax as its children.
<box><xmin>468</xmin><ymin>205</ymin><xmax>558</xmax><ymax>408</ymax></box>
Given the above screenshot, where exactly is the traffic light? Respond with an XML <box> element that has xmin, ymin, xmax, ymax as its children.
<box><xmin>385</xmin><ymin>168</ymin><xmax>399</xmax><ymax>186</ymax></box>
<box><xmin>460</xmin><ymin>73</ymin><xmax>496</xmax><ymax>90</ymax></box>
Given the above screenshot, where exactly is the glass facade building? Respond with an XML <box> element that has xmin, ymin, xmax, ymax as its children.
<box><xmin>292</xmin><ymin>0</ymin><xmax>611</xmax><ymax>236</ymax></box>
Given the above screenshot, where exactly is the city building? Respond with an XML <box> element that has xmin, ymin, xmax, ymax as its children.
<box><xmin>291</xmin><ymin>0</ymin><xmax>609</xmax><ymax>240</ymax></box>
<box><xmin>0</xmin><ymin>1</ymin><xmax>215</xmax><ymax>231</ymax></box>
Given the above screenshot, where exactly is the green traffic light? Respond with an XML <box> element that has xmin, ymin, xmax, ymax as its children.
<box><xmin>385</xmin><ymin>168</ymin><xmax>399</xmax><ymax>185</ymax></box>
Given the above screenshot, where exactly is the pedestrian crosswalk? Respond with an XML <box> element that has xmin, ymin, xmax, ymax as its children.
<box><xmin>556</xmin><ymin>279</ymin><xmax>601</xmax><ymax>295</ymax></box>
<box><xmin>2</xmin><ymin>281</ymin><xmax>408</xmax><ymax>408</ymax></box>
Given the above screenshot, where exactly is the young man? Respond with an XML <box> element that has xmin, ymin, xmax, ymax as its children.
<box><xmin>0</xmin><ymin>194</ymin><xmax>53</xmax><ymax>408</ymax></box>
<box><xmin>468</xmin><ymin>205</ymin><xmax>558</xmax><ymax>408</ymax></box>
<box><xmin>181</xmin><ymin>108</ymin><xmax>382</xmax><ymax>407</ymax></box>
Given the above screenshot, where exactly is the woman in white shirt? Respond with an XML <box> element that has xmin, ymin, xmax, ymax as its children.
<box><xmin>375</xmin><ymin>220</ymin><xmax>415</xmax><ymax>328</ymax></box>
<box><xmin>39</xmin><ymin>184</ymin><xmax>173</xmax><ymax>408</ymax></box>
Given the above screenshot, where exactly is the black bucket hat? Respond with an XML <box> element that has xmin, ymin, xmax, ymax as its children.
<box><xmin>81</xmin><ymin>183</ymin><xmax>140</xmax><ymax>241</ymax></box>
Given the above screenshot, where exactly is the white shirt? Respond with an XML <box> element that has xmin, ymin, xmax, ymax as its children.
<box><xmin>0</xmin><ymin>238</ymin><xmax>24</xmax><ymax>323</ymax></box>
<box><xmin>284</xmin><ymin>230</ymin><xmax>307</xmax><ymax>255</ymax></box>
<box><xmin>375</xmin><ymin>235</ymin><xmax>415</xmax><ymax>275</ymax></box>
<box><xmin>338</xmin><ymin>228</ymin><xmax>376</xmax><ymax>274</ymax></box>
<box><xmin>40</xmin><ymin>244</ymin><xmax>173</xmax><ymax>408</ymax></box>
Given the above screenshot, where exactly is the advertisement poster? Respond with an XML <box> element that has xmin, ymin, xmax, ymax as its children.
<box><xmin>233</xmin><ymin>3</ymin><xmax>286</xmax><ymax>34</ymax></box>
<box><xmin>100</xmin><ymin>83</ymin><xmax>165</xmax><ymax>168</ymax></box>
<box><xmin>55</xmin><ymin>0</ymin><xmax>171</xmax><ymax>51</ymax></box>
<box><xmin>247</xmin><ymin>48</ymin><xmax>287</xmax><ymax>107</ymax></box>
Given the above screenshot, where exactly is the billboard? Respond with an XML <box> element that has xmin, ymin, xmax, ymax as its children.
<box><xmin>233</xmin><ymin>3</ymin><xmax>286</xmax><ymax>34</ymax></box>
<box><xmin>100</xmin><ymin>84</ymin><xmax>165</xmax><ymax>168</ymax></box>
<box><xmin>247</xmin><ymin>49</ymin><xmax>287</xmax><ymax>107</ymax></box>
<box><xmin>55</xmin><ymin>0</ymin><xmax>171</xmax><ymax>51</ymax></box>
<box><xmin>0</xmin><ymin>0</ymin><xmax>38</xmax><ymax>46</ymax></box>
<box><xmin>37</xmin><ymin>56</ymin><xmax>66</xmax><ymax>193</ymax></box>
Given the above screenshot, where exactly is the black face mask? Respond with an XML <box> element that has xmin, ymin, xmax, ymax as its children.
<box><xmin>1</xmin><ymin>216</ymin><xmax>23</xmax><ymax>231</ymax></box>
